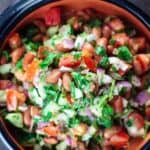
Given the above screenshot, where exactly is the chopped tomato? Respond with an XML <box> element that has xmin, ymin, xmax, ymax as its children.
<box><xmin>8</xmin><ymin>33</ymin><xmax>21</xmax><ymax>49</ymax></box>
<box><xmin>23</xmin><ymin>107</ymin><xmax>31</xmax><ymax>127</ymax></box>
<box><xmin>111</xmin><ymin>96</ymin><xmax>123</xmax><ymax>113</ymax></box>
<box><xmin>83</xmin><ymin>56</ymin><xmax>97</xmax><ymax>72</ymax></box>
<box><xmin>133</xmin><ymin>54</ymin><xmax>150</xmax><ymax>75</ymax></box>
<box><xmin>44</xmin><ymin>137</ymin><xmax>58</xmax><ymax>144</ymax></box>
<box><xmin>0</xmin><ymin>56</ymin><xmax>6</xmax><ymax>65</ymax></box>
<box><xmin>62</xmin><ymin>73</ymin><xmax>72</xmax><ymax>92</ymax></box>
<box><xmin>6</xmin><ymin>90</ymin><xmax>18</xmax><ymax>111</ymax></box>
<box><xmin>129</xmin><ymin>37</ymin><xmax>146</xmax><ymax>53</ymax></box>
<box><xmin>44</xmin><ymin>7</ymin><xmax>61</xmax><ymax>26</ymax></box>
<box><xmin>97</xmin><ymin>37</ymin><xmax>108</xmax><ymax>49</ymax></box>
<box><xmin>43</xmin><ymin>126</ymin><xmax>59</xmax><ymax>137</ymax></box>
<box><xmin>110</xmin><ymin>130</ymin><xmax>129</xmax><ymax>147</ymax></box>
<box><xmin>113</xmin><ymin>33</ymin><xmax>129</xmax><ymax>46</ymax></box>
<box><xmin>26</xmin><ymin>58</ymin><xmax>40</xmax><ymax>82</ymax></box>
<box><xmin>59</xmin><ymin>55</ymin><xmax>81</xmax><ymax>68</ymax></box>
<box><xmin>128</xmin><ymin>112</ymin><xmax>144</xmax><ymax>129</ymax></box>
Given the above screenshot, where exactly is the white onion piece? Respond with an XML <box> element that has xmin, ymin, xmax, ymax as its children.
<box><xmin>59</xmin><ymin>66</ymin><xmax>73</xmax><ymax>72</ymax></box>
<box><xmin>126</xmin><ymin>126</ymin><xmax>144</xmax><ymax>137</ymax></box>
<box><xmin>63</xmin><ymin>38</ymin><xmax>74</xmax><ymax>49</ymax></box>
<box><xmin>131</xmin><ymin>75</ymin><xmax>141</xmax><ymax>87</ymax></box>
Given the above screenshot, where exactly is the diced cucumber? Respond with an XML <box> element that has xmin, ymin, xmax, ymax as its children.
<box><xmin>56</xmin><ymin>141</ymin><xmax>68</xmax><ymax>150</ymax></box>
<box><xmin>47</xmin><ymin>25</ymin><xmax>59</xmax><ymax>36</ymax></box>
<box><xmin>0</xmin><ymin>63</ymin><xmax>12</xmax><ymax>74</ymax></box>
<box><xmin>29</xmin><ymin>87</ymin><xmax>43</xmax><ymax>107</ymax></box>
<box><xmin>5</xmin><ymin>113</ymin><xmax>23</xmax><ymax>128</ymax></box>
<box><xmin>0</xmin><ymin>90</ymin><xmax>6</xmax><ymax>102</ymax></box>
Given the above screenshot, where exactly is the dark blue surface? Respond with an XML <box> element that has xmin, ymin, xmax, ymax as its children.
<box><xmin>0</xmin><ymin>0</ymin><xmax>150</xmax><ymax>150</ymax></box>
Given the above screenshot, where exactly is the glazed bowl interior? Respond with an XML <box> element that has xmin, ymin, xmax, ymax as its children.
<box><xmin>0</xmin><ymin>0</ymin><xmax>150</xmax><ymax>149</ymax></box>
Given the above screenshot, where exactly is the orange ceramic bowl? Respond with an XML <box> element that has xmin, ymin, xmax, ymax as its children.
<box><xmin>0</xmin><ymin>0</ymin><xmax>150</xmax><ymax>149</ymax></box>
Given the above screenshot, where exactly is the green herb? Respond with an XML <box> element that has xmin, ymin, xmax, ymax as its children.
<box><xmin>1</xmin><ymin>51</ymin><xmax>10</xmax><ymax>61</ymax></box>
<box><xmin>94</xmin><ymin>135</ymin><xmax>103</xmax><ymax>143</ymax></box>
<box><xmin>109</xmin><ymin>38</ymin><xmax>116</xmax><ymax>45</ymax></box>
<box><xmin>71</xmin><ymin>82</ymin><xmax>76</xmax><ymax>99</ymax></box>
<box><xmin>117</xmin><ymin>46</ymin><xmax>133</xmax><ymax>61</ymax></box>
<box><xmin>96</xmin><ymin>46</ymin><xmax>107</xmax><ymax>56</ymax></box>
<box><xmin>39</xmin><ymin>53</ymin><xmax>58</xmax><ymax>69</ymax></box>
<box><xmin>126</xmin><ymin>118</ymin><xmax>134</xmax><ymax>127</ymax></box>
<box><xmin>59</xmin><ymin>24</ymin><xmax>73</xmax><ymax>36</ymax></box>
<box><xmin>71</xmin><ymin>72</ymin><xmax>89</xmax><ymax>90</ymax></box>
<box><xmin>108</xmin><ymin>80</ymin><xmax>115</xmax><ymax>100</ymax></box>
<box><xmin>89</xmin><ymin>19</ymin><xmax>102</xmax><ymax>27</ymax></box>
<box><xmin>23</xmin><ymin>38</ymin><xmax>40</xmax><ymax>52</ymax></box>
<box><xmin>73</xmin><ymin>52</ymin><xmax>82</xmax><ymax>60</ymax></box>
<box><xmin>99</xmin><ymin>56</ymin><xmax>109</xmax><ymax>68</ymax></box>
<box><xmin>97</xmin><ymin>105</ymin><xmax>114</xmax><ymax>128</ymax></box>
<box><xmin>43</xmin><ymin>112</ymin><xmax>52</xmax><ymax>122</ymax></box>
<box><xmin>68</xmin><ymin>118</ymin><xmax>80</xmax><ymax>128</ymax></box>
<box><xmin>16</xmin><ymin>59</ymin><xmax>23</xmax><ymax>70</ymax></box>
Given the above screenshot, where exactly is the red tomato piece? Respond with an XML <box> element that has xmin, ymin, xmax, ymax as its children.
<box><xmin>111</xmin><ymin>96</ymin><xmax>123</xmax><ymax>113</ymax></box>
<box><xmin>83</xmin><ymin>56</ymin><xmax>97</xmax><ymax>72</ymax></box>
<box><xmin>128</xmin><ymin>112</ymin><xmax>144</xmax><ymax>129</ymax></box>
<box><xmin>110</xmin><ymin>130</ymin><xmax>129</xmax><ymax>147</ymax></box>
<box><xmin>113</xmin><ymin>33</ymin><xmax>129</xmax><ymax>46</ymax></box>
<box><xmin>44</xmin><ymin>7</ymin><xmax>61</xmax><ymax>26</ymax></box>
<box><xmin>129</xmin><ymin>37</ymin><xmax>146</xmax><ymax>53</ymax></box>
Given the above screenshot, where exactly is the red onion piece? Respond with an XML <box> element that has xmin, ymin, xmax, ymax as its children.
<box><xmin>37</xmin><ymin>122</ymin><xmax>50</xmax><ymax>129</ymax></box>
<box><xmin>66</xmin><ymin>136</ymin><xmax>72</xmax><ymax>146</ymax></box>
<box><xmin>116</xmin><ymin>81</ymin><xmax>132</xmax><ymax>92</ymax></box>
<box><xmin>136</xmin><ymin>91</ymin><xmax>150</xmax><ymax>106</ymax></box>
<box><xmin>63</xmin><ymin>38</ymin><xmax>74</xmax><ymax>49</ymax></box>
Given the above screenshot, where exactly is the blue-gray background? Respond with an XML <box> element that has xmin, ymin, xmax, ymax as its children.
<box><xmin>0</xmin><ymin>0</ymin><xmax>150</xmax><ymax>149</ymax></box>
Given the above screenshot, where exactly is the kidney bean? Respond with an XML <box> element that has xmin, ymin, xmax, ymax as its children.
<box><xmin>62</xmin><ymin>73</ymin><xmax>72</xmax><ymax>92</ymax></box>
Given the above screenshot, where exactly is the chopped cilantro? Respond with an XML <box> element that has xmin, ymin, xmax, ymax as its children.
<box><xmin>117</xmin><ymin>46</ymin><xmax>133</xmax><ymax>61</ymax></box>
<box><xmin>68</xmin><ymin>118</ymin><xmax>80</xmax><ymax>128</ymax></box>
<box><xmin>109</xmin><ymin>38</ymin><xmax>116</xmax><ymax>45</ymax></box>
<box><xmin>43</xmin><ymin>112</ymin><xmax>52</xmax><ymax>122</ymax></box>
<box><xmin>89</xmin><ymin>19</ymin><xmax>102</xmax><ymax>27</ymax></box>
<box><xmin>73</xmin><ymin>52</ymin><xmax>82</xmax><ymax>60</ymax></box>
<box><xmin>94</xmin><ymin>135</ymin><xmax>103</xmax><ymax>143</ymax></box>
<box><xmin>99</xmin><ymin>56</ymin><xmax>109</xmax><ymax>68</ymax></box>
<box><xmin>126</xmin><ymin>118</ymin><xmax>134</xmax><ymax>127</ymax></box>
<box><xmin>16</xmin><ymin>59</ymin><xmax>23</xmax><ymax>70</ymax></box>
<box><xmin>96</xmin><ymin>46</ymin><xmax>107</xmax><ymax>56</ymax></box>
<box><xmin>39</xmin><ymin>53</ymin><xmax>58</xmax><ymax>69</ymax></box>
<box><xmin>1</xmin><ymin>51</ymin><xmax>10</xmax><ymax>61</ymax></box>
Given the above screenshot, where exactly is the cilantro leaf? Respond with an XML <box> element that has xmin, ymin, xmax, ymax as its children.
<box><xmin>96</xmin><ymin>46</ymin><xmax>107</xmax><ymax>56</ymax></box>
<box><xmin>16</xmin><ymin>59</ymin><xmax>23</xmax><ymax>70</ymax></box>
<box><xmin>89</xmin><ymin>19</ymin><xmax>102</xmax><ymax>27</ymax></box>
<box><xmin>109</xmin><ymin>38</ymin><xmax>116</xmax><ymax>45</ymax></box>
<box><xmin>1</xmin><ymin>51</ymin><xmax>10</xmax><ymax>61</ymax></box>
<box><xmin>99</xmin><ymin>56</ymin><xmax>109</xmax><ymax>68</ymax></box>
<box><xmin>39</xmin><ymin>53</ymin><xmax>58</xmax><ymax>69</ymax></box>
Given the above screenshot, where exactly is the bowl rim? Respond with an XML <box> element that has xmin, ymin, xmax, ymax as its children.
<box><xmin>0</xmin><ymin>0</ymin><xmax>150</xmax><ymax>149</ymax></box>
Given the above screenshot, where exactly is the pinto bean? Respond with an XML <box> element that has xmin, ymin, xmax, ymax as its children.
<box><xmin>129</xmin><ymin>37</ymin><xmax>146</xmax><ymax>53</ymax></box>
<box><xmin>102</xmin><ymin>25</ymin><xmax>112</xmax><ymax>38</ymax></box>
<box><xmin>8</xmin><ymin>33</ymin><xmax>21</xmax><ymax>49</ymax></box>
<box><xmin>33</xmin><ymin>19</ymin><xmax>46</xmax><ymax>33</ymax></box>
<box><xmin>56</xmin><ymin>43</ymin><xmax>72</xmax><ymax>52</ymax></box>
<box><xmin>38</xmin><ymin>46</ymin><xmax>50</xmax><ymax>59</ymax></box>
<box><xmin>97</xmin><ymin>37</ymin><xmax>108</xmax><ymax>49</ymax></box>
<box><xmin>133</xmin><ymin>54</ymin><xmax>150</xmax><ymax>75</ymax></box>
<box><xmin>23</xmin><ymin>107</ymin><xmax>32</xmax><ymax>127</ymax></box>
<box><xmin>46</xmin><ymin>69</ymin><xmax>62</xmax><ymax>84</ymax></box>
<box><xmin>11</xmin><ymin>47</ymin><xmax>25</xmax><ymax>64</ymax></box>
<box><xmin>82</xmin><ymin>43</ymin><xmax>95</xmax><ymax>57</ymax></box>
<box><xmin>78</xmin><ymin>142</ymin><xmax>86</xmax><ymax>150</ymax></box>
<box><xmin>44</xmin><ymin>137</ymin><xmax>58</xmax><ymax>144</ymax></box>
<box><xmin>59</xmin><ymin>54</ymin><xmax>81</xmax><ymax>68</ymax></box>
<box><xmin>32</xmin><ymin>33</ymin><xmax>44</xmax><ymax>42</ymax></box>
<box><xmin>23</xmin><ymin>52</ymin><xmax>35</xmax><ymax>71</ymax></box>
<box><xmin>108</xmin><ymin>18</ymin><xmax>125</xmax><ymax>31</ymax></box>
<box><xmin>0</xmin><ymin>80</ymin><xmax>12</xmax><ymax>90</ymax></box>
<box><xmin>30</xmin><ymin>106</ymin><xmax>40</xmax><ymax>117</ymax></box>
<box><xmin>92</xmin><ymin>27</ymin><xmax>101</xmax><ymax>39</ymax></box>
<box><xmin>62</xmin><ymin>73</ymin><xmax>72</xmax><ymax>92</ymax></box>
